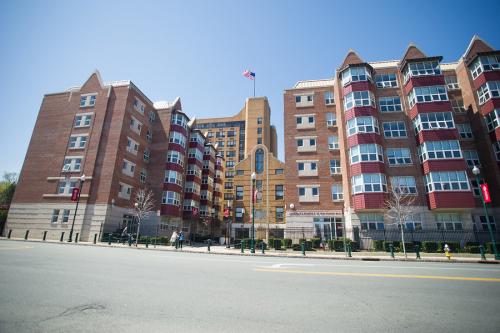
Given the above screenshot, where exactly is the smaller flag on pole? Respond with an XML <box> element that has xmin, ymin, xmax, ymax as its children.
<box><xmin>242</xmin><ymin>69</ymin><xmax>255</xmax><ymax>80</ymax></box>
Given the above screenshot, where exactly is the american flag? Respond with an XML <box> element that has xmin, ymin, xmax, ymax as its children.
<box><xmin>242</xmin><ymin>70</ymin><xmax>255</xmax><ymax>80</ymax></box>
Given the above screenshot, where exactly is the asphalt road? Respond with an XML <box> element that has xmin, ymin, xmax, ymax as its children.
<box><xmin>1</xmin><ymin>240</ymin><xmax>499</xmax><ymax>333</ymax></box>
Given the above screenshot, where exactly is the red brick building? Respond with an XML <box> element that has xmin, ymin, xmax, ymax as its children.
<box><xmin>3</xmin><ymin>71</ymin><xmax>224</xmax><ymax>241</ymax></box>
<box><xmin>284</xmin><ymin>36</ymin><xmax>500</xmax><ymax>246</ymax></box>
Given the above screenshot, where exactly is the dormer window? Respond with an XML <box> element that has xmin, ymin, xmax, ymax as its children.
<box><xmin>403</xmin><ymin>60</ymin><xmax>441</xmax><ymax>83</ymax></box>
<box><xmin>341</xmin><ymin>66</ymin><xmax>372</xmax><ymax>86</ymax></box>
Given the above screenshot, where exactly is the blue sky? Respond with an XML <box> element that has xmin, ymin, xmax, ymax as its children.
<box><xmin>1</xmin><ymin>0</ymin><xmax>499</xmax><ymax>176</ymax></box>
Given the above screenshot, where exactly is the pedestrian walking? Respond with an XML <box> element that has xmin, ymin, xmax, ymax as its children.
<box><xmin>444</xmin><ymin>243</ymin><xmax>451</xmax><ymax>261</ymax></box>
<box><xmin>179</xmin><ymin>231</ymin><xmax>185</xmax><ymax>250</ymax></box>
<box><xmin>170</xmin><ymin>231</ymin><xmax>178</xmax><ymax>248</ymax></box>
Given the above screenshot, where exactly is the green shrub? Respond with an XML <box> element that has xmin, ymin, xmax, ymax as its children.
<box><xmin>304</xmin><ymin>240</ymin><xmax>313</xmax><ymax>251</ymax></box>
<box><xmin>283</xmin><ymin>238</ymin><xmax>292</xmax><ymax>248</ymax></box>
<box><xmin>373</xmin><ymin>240</ymin><xmax>384</xmax><ymax>251</ymax></box>
<box><xmin>384</xmin><ymin>241</ymin><xmax>400</xmax><ymax>252</ymax></box>
<box><xmin>464</xmin><ymin>245</ymin><xmax>481</xmax><ymax>254</ymax></box>
<box><xmin>349</xmin><ymin>240</ymin><xmax>358</xmax><ymax>252</ymax></box>
<box><xmin>311</xmin><ymin>238</ymin><xmax>321</xmax><ymax>249</ymax></box>
<box><xmin>422</xmin><ymin>241</ymin><xmax>438</xmax><ymax>253</ymax></box>
<box><xmin>331</xmin><ymin>240</ymin><xmax>345</xmax><ymax>251</ymax></box>
<box><xmin>268</xmin><ymin>237</ymin><xmax>275</xmax><ymax>248</ymax></box>
<box><xmin>466</xmin><ymin>241</ymin><xmax>480</xmax><ymax>247</ymax></box>
<box><xmin>292</xmin><ymin>244</ymin><xmax>302</xmax><ymax>251</ymax></box>
<box><xmin>485</xmin><ymin>243</ymin><xmax>497</xmax><ymax>254</ymax></box>
<box><xmin>401</xmin><ymin>242</ymin><xmax>414</xmax><ymax>252</ymax></box>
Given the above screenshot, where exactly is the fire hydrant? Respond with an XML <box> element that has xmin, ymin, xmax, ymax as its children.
<box><xmin>444</xmin><ymin>243</ymin><xmax>451</xmax><ymax>261</ymax></box>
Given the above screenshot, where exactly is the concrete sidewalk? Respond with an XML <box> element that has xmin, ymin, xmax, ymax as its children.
<box><xmin>2</xmin><ymin>237</ymin><xmax>498</xmax><ymax>264</ymax></box>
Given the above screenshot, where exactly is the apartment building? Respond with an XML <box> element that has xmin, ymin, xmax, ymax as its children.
<box><xmin>195</xmin><ymin>97</ymin><xmax>285</xmax><ymax>240</ymax></box>
<box><xmin>284</xmin><ymin>36</ymin><xmax>500</xmax><ymax>245</ymax></box>
<box><xmin>3</xmin><ymin>71</ymin><xmax>224</xmax><ymax>241</ymax></box>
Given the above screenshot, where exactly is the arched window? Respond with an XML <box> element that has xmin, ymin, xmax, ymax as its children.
<box><xmin>255</xmin><ymin>149</ymin><xmax>264</xmax><ymax>174</ymax></box>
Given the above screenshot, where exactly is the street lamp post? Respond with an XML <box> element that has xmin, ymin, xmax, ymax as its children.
<box><xmin>472</xmin><ymin>166</ymin><xmax>499</xmax><ymax>260</ymax></box>
<box><xmin>134</xmin><ymin>202</ymin><xmax>141</xmax><ymax>247</ymax></box>
<box><xmin>68</xmin><ymin>174</ymin><xmax>86</xmax><ymax>242</ymax></box>
<box><xmin>251</xmin><ymin>172</ymin><xmax>256</xmax><ymax>254</ymax></box>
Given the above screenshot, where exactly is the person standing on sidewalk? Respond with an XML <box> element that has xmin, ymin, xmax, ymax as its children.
<box><xmin>170</xmin><ymin>231</ymin><xmax>178</xmax><ymax>247</ymax></box>
<box><xmin>444</xmin><ymin>243</ymin><xmax>451</xmax><ymax>261</ymax></box>
<box><xmin>179</xmin><ymin>231</ymin><xmax>185</xmax><ymax>250</ymax></box>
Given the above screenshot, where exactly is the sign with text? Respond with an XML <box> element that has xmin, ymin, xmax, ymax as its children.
<box><xmin>71</xmin><ymin>188</ymin><xmax>80</xmax><ymax>201</ymax></box>
<box><xmin>480</xmin><ymin>183</ymin><xmax>491</xmax><ymax>203</ymax></box>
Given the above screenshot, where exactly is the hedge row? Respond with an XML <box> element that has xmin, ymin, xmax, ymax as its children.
<box><xmin>372</xmin><ymin>240</ymin><xmax>497</xmax><ymax>253</ymax></box>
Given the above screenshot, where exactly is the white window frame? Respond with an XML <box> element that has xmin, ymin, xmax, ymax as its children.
<box><xmin>445</xmin><ymin>76</ymin><xmax>460</xmax><ymax>90</ymax></box>
<box><xmin>326</xmin><ymin>112</ymin><xmax>336</xmax><ymax>127</ymax></box>
<box><xmin>297</xmin><ymin>185</ymin><xmax>320</xmax><ymax>202</ymax></box>
<box><xmin>360</xmin><ymin>213</ymin><xmax>385</xmax><ymax>230</ymax></box>
<box><xmin>328</xmin><ymin>135</ymin><xmax>339</xmax><ymax>150</ymax></box>
<box><xmin>485</xmin><ymin>109</ymin><xmax>500</xmax><ymax>132</ymax></box>
<box><xmin>341</xmin><ymin>66</ymin><xmax>372</xmax><ymax>86</ymax></box>
<box><xmin>58</xmin><ymin>180</ymin><xmax>77</xmax><ymax>195</ymax></box>
<box><xmin>164</xmin><ymin>170</ymin><xmax>183</xmax><ymax>186</ymax></box>
<box><xmin>343</xmin><ymin>90</ymin><xmax>376</xmax><ymax>110</ymax></box>
<box><xmin>74</xmin><ymin>113</ymin><xmax>92</xmax><ymax>128</ymax></box>
<box><xmin>493</xmin><ymin>141</ymin><xmax>500</xmax><ymax>161</ymax></box>
<box><xmin>477</xmin><ymin>81</ymin><xmax>500</xmax><ymax>105</ymax></box>
<box><xmin>408</xmin><ymin>86</ymin><xmax>448</xmax><ymax>108</ymax></box>
<box><xmin>375</xmin><ymin>73</ymin><xmax>398</xmax><ymax>88</ymax></box>
<box><xmin>133</xmin><ymin>98</ymin><xmax>145</xmax><ymax>115</ymax></box>
<box><xmin>295</xmin><ymin>114</ymin><xmax>316</xmax><ymax>129</ymax></box>
<box><xmin>424</xmin><ymin>171</ymin><xmax>470</xmax><ymax>193</ymax></box>
<box><xmin>296</xmin><ymin>136</ymin><xmax>317</xmax><ymax>152</ymax></box>
<box><xmin>451</xmin><ymin>98</ymin><xmax>465</xmax><ymax>113</ymax></box>
<box><xmin>470</xmin><ymin>55</ymin><xmax>500</xmax><ymax>80</ymax></box>
<box><xmin>349</xmin><ymin>144</ymin><xmax>384</xmax><ymax>164</ymax></box>
<box><xmin>162</xmin><ymin>191</ymin><xmax>180</xmax><ymax>206</ymax></box>
<box><xmin>169</xmin><ymin>131</ymin><xmax>187</xmax><ymax>148</ymax></box>
<box><xmin>148</xmin><ymin>111</ymin><xmax>156</xmax><ymax>123</ymax></box>
<box><xmin>130</xmin><ymin>116</ymin><xmax>143</xmax><ymax>135</ymax></box>
<box><xmin>436</xmin><ymin>213</ymin><xmax>463</xmax><ymax>231</ymax></box>
<box><xmin>143</xmin><ymin>149</ymin><xmax>150</xmax><ymax>162</ymax></box>
<box><xmin>122</xmin><ymin>159</ymin><xmax>136</xmax><ymax>177</ymax></box>
<box><xmin>80</xmin><ymin>93</ymin><xmax>97</xmax><ymax>107</ymax></box>
<box><xmin>68</xmin><ymin>135</ymin><xmax>88</xmax><ymax>149</ymax></box>
<box><xmin>403</xmin><ymin>60</ymin><xmax>441</xmax><ymax>83</ymax></box>
<box><xmin>297</xmin><ymin>160</ymin><xmax>318</xmax><ymax>177</ymax></box>
<box><xmin>118</xmin><ymin>182</ymin><xmax>133</xmax><ymax>199</ymax></box>
<box><xmin>383</xmin><ymin>121</ymin><xmax>407</xmax><ymax>138</ymax></box>
<box><xmin>457</xmin><ymin>123</ymin><xmax>473</xmax><ymax>139</ymax></box>
<box><xmin>140</xmin><ymin>169</ymin><xmax>147</xmax><ymax>183</ymax></box>
<box><xmin>463</xmin><ymin>150</ymin><xmax>480</xmax><ymax>169</ymax></box>
<box><xmin>390</xmin><ymin>176</ymin><xmax>417</xmax><ymax>194</ymax></box>
<box><xmin>418</xmin><ymin>140</ymin><xmax>462</xmax><ymax>162</ymax></box>
<box><xmin>62</xmin><ymin>209</ymin><xmax>70</xmax><ymax>223</ymax></box>
<box><xmin>62</xmin><ymin>156</ymin><xmax>83</xmax><ymax>172</ymax></box>
<box><xmin>295</xmin><ymin>94</ymin><xmax>314</xmax><ymax>107</ymax></box>
<box><xmin>347</xmin><ymin>116</ymin><xmax>379</xmax><ymax>136</ymax></box>
<box><xmin>331</xmin><ymin>184</ymin><xmax>343</xmax><ymax>201</ymax></box>
<box><xmin>171</xmin><ymin>113</ymin><xmax>188</xmax><ymax>129</ymax></box>
<box><xmin>167</xmin><ymin>150</ymin><xmax>185</xmax><ymax>166</ymax></box>
<box><xmin>413</xmin><ymin>112</ymin><xmax>455</xmax><ymax>132</ymax></box>
<box><xmin>329</xmin><ymin>159</ymin><xmax>341</xmax><ymax>175</ymax></box>
<box><xmin>351</xmin><ymin>173</ymin><xmax>387</xmax><ymax>194</ymax></box>
<box><xmin>386</xmin><ymin>148</ymin><xmax>412</xmax><ymax>166</ymax></box>
<box><xmin>324</xmin><ymin>91</ymin><xmax>335</xmax><ymax>105</ymax></box>
<box><xmin>379</xmin><ymin>96</ymin><xmax>402</xmax><ymax>112</ymax></box>
<box><xmin>51</xmin><ymin>209</ymin><xmax>60</xmax><ymax>223</ymax></box>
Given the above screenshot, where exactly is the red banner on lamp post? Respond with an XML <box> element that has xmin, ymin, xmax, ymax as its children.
<box><xmin>71</xmin><ymin>188</ymin><xmax>80</xmax><ymax>201</ymax></box>
<box><xmin>224</xmin><ymin>208</ymin><xmax>230</xmax><ymax>218</ymax></box>
<box><xmin>480</xmin><ymin>183</ymin><xmax>491</xmax><ymax>203</ymax></box>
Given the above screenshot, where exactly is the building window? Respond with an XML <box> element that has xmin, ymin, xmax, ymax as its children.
<box><xmin>226</xmin><ymin>161</ymin><xmax>235</xmax><ymax>168</ymax></box>
<box><xmin>436</xmin><ymin>213</ymin><xmax>463</xmax><ymax>231</ymax></box>
<box><xmin>148</xmin><ymin>111</ymin><xmax>156</xmax><ymax>123</ymax></box>
<box><xmin>69</xmin><ymin>135</ymin><xmax>87</xmax><ymax>149</ymax></box>
<box><xmin>375</xmin><ymin>73</ymin><xmax>398</xmax><ymax>88</ymax></box>
<box><xmin>167</xmin><ymin>151</ymin><xmax>185</xmax><ymax>166</ymax></box>
<box><xmin>275</xmin><ymin>185</ymin><xmax>284</xmax><ymax>200</ymax></box>
<box><xmin>404</xmin><ymin>214</ymin><xmax>422</xmax><ymax>230</ymax></box>
<box><xmin>146</xmin><ymin>129</ymin><xmax>153</xmax><ymax>142</ymax></box>
<box><xmin>451</xmin><ymin>98</ymin><xmax>465</xmax><ymax>113</ymax></box>
<box><xmin>477</xmin><ymin>81</ymin><xmax>500</xmax><ymax>105</ymax></box>
<box><xmin>328</xmin><ymin>136</ymin><xmax>339</xmax><ymax>150</ymax></box>
<box><xmin>164</xmin><ymin>170</ymin><xmax>183</xmax><ymax>186</ymax></box>
<box><xmin>331</xmin><ymin>184</ymin><xmax>343</xmax><ymax>201</ymax></box>
<box><xmin>493</xmin><ymin>141</ymin><xmax>500</xmax><ymax>161</ymax></box>
<box><xmin>347</xmin><ymin>116</ymin><xmax>379</xmax><ymax>136</ymax></box>
<box><xmin>140</xmin><ymin>169</ymin><xmax>147</xmax><ymax>183</ymax></box>
<box><xmin>224</xmin><ymin>193</ymin><xmax>234</xmax><ymax>200</ymax></box>
<box><xmin>457</xmin><ymin>123</ymin><xmax>473</xmax><ymax>139</ymax></box>
<box><xmin>225</xmin><ymin>171</ymin><xmax>235</xmax><ymax>178</ymax></box>
<box><xmin>62</xmin><ymin>157</ymin><xmax>82</xmax><ymax>172</ymax></box>
<box><xmin>51</xmin><ymin>209</ymin><xmax>60</xmax><ymax>223</ymax></box>
<box><xmin>386</xmin><ymin>148</ymin><xmax>412</xmax><ymax>166</ymax></box>
<box><xmin>185</xmin><ymin>182</ymin><xmax>201</xmax><ymax>194</ymax></box>
<box><xmin>143</xmin><ymin>149</ymin><xmax>150</xmax><ymax>162</ymax></box>
<box><xmin>275</xmin><ymin>169</ymin><xmax>283</xmax><ymax>175</ymax></box>
<box><xmin>470</xmin><ymin>55</ymin><xmax>500</xmax><ymax>79</ymax></box>
<box><xmin>118</xmin><ymin>182</ymin><xmax>133</xmax><ymax>199</ymax></box>
<box><xmin>329</xmin><ymin>159</ymin><xmax>341</xmax><ymax>175</ymax></box>
<box><xmin>403</xmin><ymin>60</ymin><xmax>441</xmax><ymax>83</ymax></box>
<box><xmin>257</xmin><ymin>117</ymin><xmax>263</xmax><ymax>125</ymax></box>
<box><xmin>207</xmin><ymin>131</ymin><xmax>213</xmax><ymax>138</ymax></box>
<box><xmin>235</xmin><ymin>207</ymin><xmax>244</xmax><ymax>221</ymax></box>
<box><xmin>257</xmin><ymin>138</ymin><xmax>262</xmax><ymax>144</ymax></box>
<box><xmin>298</xmin><ymin>186</ymin><xmax>320</xmax><ymax>202</ymax></box>
<box><xmin>276</xmin><ymin>207</ymin><xmax>284</xmax><ymax>222</ymax></box>
<box><xmin>58</xmin><ymin>180</ymin><xmax>77</xmax><ymax>195</ymax></box>
<box><xmin>326</xmin><ymin>112</ymin><xmax>336</xmax><ymax>127</ymax></box>
<box><xmin>226</xmin><ymin>150</ymin><xmax>236</xmax><ymax>158</ymax></box>
<box><xmin>236</xmin><ymin>170</ymin><xmax>245</xmax><ymax>176</ymax></box>
<box><xmin>169</xmin><ymin>131</ymin><xmax>187</xmax><ymax>148</ymax></box>
<box><xmin>445</xmin><ymin>76</ymin><xmax>459</xmax><ymax>90</ymax></box>
<box><xmin>343</xmin><ymin>91</ymin><xmax>376</xmax><ymax>110</ymax></box>
<box><xmin>324</xmin><ymin>91</ymin><xmax>334</xmax><ymax>105</ymax></box>
<box><xmin>341</xmin><ymin>66</ymin><xmax>372</xmax><ymax>86</ymax></box>
<box><xmin>171</xmin><ymin>113</ymin><xmax>188</xmax><ymax>129</ymax></box>
<box><xmin>162</xmin><ymin>191</ymin><xmax>180</xmax><ymax>206</ymax></box>
<box><xmin>126</xmin><ymin>137</ymin><xmax>139</xmax><ymax>155</ymax></box>
<box><xmin>383</xmin><ymin>121</ymin><xmax>407</xmax><ymax>138</ymax></box>
<box><xmin>122</xmin><ymin>159</ymin><xmax>136</xmax><ymax>177</ymax></box>
<box><xmin>133</xmin><ymin>98</ymin><xmax>145</xmax><ymax>115</ymax></box>
<box><xmin>257</xmin><ymin>127</ymin><xmax>262</xmax><ymax>134</ymax></box>
<box><xmin>62</xmin><ymin>209</ymin><xmax>70</xmax><ymax>223</ymax></box>
<box><xmin>390</xmin><ymin>176</ymin><xmax>417</xmax><ymax>194</ymax></box>
<box><xmin>349</xmin><ymin>144</ymin><xmax>384</xmax><ymax>164</ymax></box>
<box><xmin>296</xmin><ymin>137</ymin><xmax>317</xmax><ymax>152</ymax></box>
<box><xmin>359</xmin><ymin>213</ymin><xmax>385</xmax><ymax>230</ymax></box>
<box><xmin>130</xmin><ymin>116</ymin><xmax>143</xmax><ymax>134</ymax></box>
<box><xmin>75</xmin><ymin>114</ymin><xmax>92</xmax><ymax>127</ymax></box>
<box><xmin>379</xmin><ymin>96</ymin><xmax>402</xmax><ymax>112</ymax></box>
<box><xmin>418</xmin><ymin>140</ymin><xmax>462</xmax><ymax>162</ymax></box>
<box><xmin>80</xmin><ymin>94</ymin><xmax>97</xmax><ymax>107</ymax></box>
<box><xmin>463</xmin><ymin>150</ymin><xmax>480</xmax><ymax>169</ymax></box>
<box><xmin>351</xmin><ymin>173</ymin><xmax>387</xmax><ymax>194</ymax></box>
<box><xmin>236</xmin><ymin>186</ymin><xmax>244</xmax><ymax>200</ymax></box>
<box><xmin>408</xmin><ymin>86</ymin><xmax>448</xmax><ymax>108</ymax></box>
<box><xmin>485</xmin><ymin>109</ymin><xmax>500</xmax><ymax>132</ymax></box>
<box><xmin>477</xmin><ymin>216</ymin><xmax>496</xmax><ymax>232</ymax></box>
<box><xmin>413</xmin><ymin>112</ymin><xmax>454</xmax><ymax>132</ymax></box>
<box><xmin>295</xmin><ymin>94</ymin><xmax>314</xmax><ymax>106</ymax></box>
<box><xmin>296</xmin><ymin>115</ymin><xmax>315</xmax><ymax>129</ymax></box>
<box><xmin>424</xmin><ymin>171</ymin><xmax>470</xmax><ymax>192</ymax></box>
<box><xmin>297</xmin><ymin>161</ymin><xmax>317</xmax><ymax>176</ymax></box>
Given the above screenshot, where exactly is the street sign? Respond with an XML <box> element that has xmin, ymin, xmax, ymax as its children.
<box><xmin>224</xmin><ymin>208</ymin><xmax>230</xmax><ymax>218</ymax></box>
<box><xmin>480</xmin><ymin>183</ymin><xmax>491</xmax><ymax>203</ymax></box>
<box><xmin>71</xmin><ymin>188</ymin><xmax>79</xmax><ymax>201</ymax></box>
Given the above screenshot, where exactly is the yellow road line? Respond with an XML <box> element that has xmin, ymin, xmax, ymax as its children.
<box><xmin>254</xmin><ymin>268</ymin><xmax>500</xmax><ymax>282</ymax></box>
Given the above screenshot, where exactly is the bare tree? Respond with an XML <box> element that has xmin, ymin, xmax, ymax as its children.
<box><xmin>131</xmin><ymin>188</ymin><xmax>155</xmax><ymax>247</ymax></box>
<box><xmin>385</xmin><ymin>183</ymin><xmax>416</xmax><ymax>259</ymax></box>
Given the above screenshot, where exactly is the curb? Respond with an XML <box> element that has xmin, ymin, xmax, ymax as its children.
<box><xmin>1</xmin><ymin>238</ymin><xmax>498</xmax><ymax>264</ymax></box>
